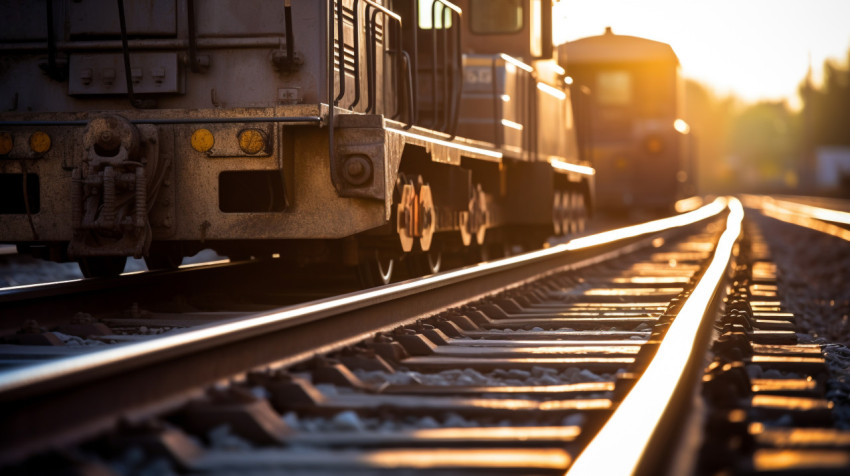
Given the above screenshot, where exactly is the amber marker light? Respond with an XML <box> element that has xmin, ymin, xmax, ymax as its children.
<box><xmin>29</xmin><ymin>131</ymin><xmax>51</xmax><ymax>154</ymax></box>
<box><xmin>566</xmin><ymin>198</ymin><xmax>743</xmax><ymax>475</ymax></box>
<box><xmin>190</xmin><ymin>128</ymin><xmax>214</xmax><ymax>152</ymax></box>
<box><xmin>238</xmin><ymin>129</ymin><xmax>266</xmax><ymax>154</ymax></box>
<box><xmin>0</xmin><ymin>132</ymin><xmax>12</xmax><ymax>155</ymax></box>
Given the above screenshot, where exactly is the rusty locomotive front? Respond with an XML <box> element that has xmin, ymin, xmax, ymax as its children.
<box><xmin>0</xmin><ymin>0</ymin><xmax>594</xmax><ymax>283</ymax></box>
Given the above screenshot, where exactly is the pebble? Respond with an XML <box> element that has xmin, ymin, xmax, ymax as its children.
<box><xmin>207</xmin><ymin>424</ymin><xmax>252</xmax><ymax>450</ymax></box>
<box><xmin>331</xmin><ymin>410</ymin><xmax>364</xmax><ymax>431</ymax></box>
<box><xmin>354</xmin><ymin>366</ymin><xmax>612</xmax><ymax>388</ymax></box>
<box><xmin>51</xmin><ymin>331</ymin><xmax>105</xmax><ymax>347</ymax></box>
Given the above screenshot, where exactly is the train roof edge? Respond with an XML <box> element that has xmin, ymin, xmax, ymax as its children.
<box><xmin>557</xmin><ymin>27</ymin><xmax>679</xmax><ymax>66</ymax></box>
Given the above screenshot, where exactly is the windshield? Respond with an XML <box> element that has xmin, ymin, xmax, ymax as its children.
<box><xmin>469</xmin><ymin>0</ymin><xmax>523</xmax><ymax>34</ymax></box>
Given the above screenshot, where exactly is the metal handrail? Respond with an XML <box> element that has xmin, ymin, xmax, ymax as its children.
<box><xmin>364</xmin><ymin>1</ymin><xmax>403</xmax><ymax>115</ymax></box>
<box><xmin>427</xmin><ymin>1</ymin><xmax>461</xmax><ymax>133</ymax></box>
<box><xmin>326</xmin><ymin>0</ymin><xmax>412</xmax><ymax>192</ymax></box>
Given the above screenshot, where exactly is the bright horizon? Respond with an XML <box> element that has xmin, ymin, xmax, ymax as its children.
<box><xmin>554</xmin><ymin>0</ymin><xmax>850</xmax><ymax>109</ymax></box>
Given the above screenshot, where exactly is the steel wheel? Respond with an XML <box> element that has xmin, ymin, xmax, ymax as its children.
<box><xmin>408</xmin><ymin>249</ymin><xmax>442</xmax><ymax>277</ymax></box>
<box><xmin>77</xmin><ymin>256</ymin><xmax>127</xmax><ymax>278</ymax></box>
<box><xmin>144</xmin><ymin>244</ymin><xmax>184</xmax><ymax>270</ymax></box>
<box><xmin>574</xmin><ymin>192</ymin><xmax>587</xmax><ymax>233</ymax></box>
<box><xmin>357</xmin><ymin>250</ymin><xmax>395</xmax><ymax>287</ymax></box>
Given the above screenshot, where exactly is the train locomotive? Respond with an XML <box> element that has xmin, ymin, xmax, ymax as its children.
<box><xmin>560</xmin><ymin>27</ymin><xmax>693</xmax><ymax>212</ymax></box>
<box><xmin>0</xmin><ymin>0</ymin><xmax>594</xmax><ymax>284</ymax></box>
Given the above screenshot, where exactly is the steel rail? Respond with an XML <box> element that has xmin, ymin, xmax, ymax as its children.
<box><xmin>0</xmin><ymin>199</ymin><xmax>727</xmax><ymax>465</ymax></box>
<box><xmin>744</xmin><ymin>194</ymin><xmax>850</xmax><ymax>242</ymax></box>
<box><xmin>566</xmin><ymin>197</ymin><xmax>744</xmax><ymax>475</ymax></box>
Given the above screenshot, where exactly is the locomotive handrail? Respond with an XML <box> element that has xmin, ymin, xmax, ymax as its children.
<box><xmin>333</xmin><ymin>0</ymin><xmax>346</xmax><ymax>105</ymax></box>
<box><xmin>364</xmin><ymin>2</ymin><xmax>403</xmax><ymax>116</ymax></box>
<box><xmin>491</xmin><ymin>59</ymin><xmax>503</xmax><ymax>147</ymax></box>
<box><xmin>427</xmin><ymin>1</ymin><xmax>462</xmax><ymax>134</ymax></box>
<box><xmin>348</xmin><ymin>0</ymin><xmax>363</xmax><ymax>109</ymax></box>
<box><xmin>398</xmin><ymin>49</ymin><xmax>416</xmax><ymax>126</ymax></box>
<box><xmin>331</xmin><ymin>0</ymin><xmax>406</xmax><ymax>120</ymax></box>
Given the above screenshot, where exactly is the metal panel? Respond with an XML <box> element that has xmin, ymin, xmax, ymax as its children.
<box><xmin>0</xmin><ymin>0</ymin><xmax>48</xmax><ymax>41</ymax></box>
<box><xmin>68</xmin><ymin>53</ymin><xmax>182</xmax><ymax>95</ymax></box>
<box><xmin>196</xmin><ymin>0</ymin><xmax>287</xmax><ymax>37</ymax></box>
<box><xmin>69</xmin><ymin>0</ymin><xmax>176</xmax><ymax>37</ymax></box>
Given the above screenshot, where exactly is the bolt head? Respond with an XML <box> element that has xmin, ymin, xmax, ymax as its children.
<box><xmin>347</xmin><ymin>160</ymin><xmax>364</xmax><ymax>177</ymax></box>
<box><xmin>341</xmin><ymin>155</ymin><xmax>372</xmax><ymax>186</ymax></box>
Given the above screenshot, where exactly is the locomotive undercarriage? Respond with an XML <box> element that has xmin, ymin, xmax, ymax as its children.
<box><xmin>0</xmin><ymin>105</ymin><xmax>587</xmax><ymax>283</ymax></box>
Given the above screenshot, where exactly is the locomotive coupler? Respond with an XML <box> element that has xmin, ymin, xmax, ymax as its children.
<box><xmin>68</xmin><ymin>115</ymin><xmax>155</xmax><ymax>259</ymax></box>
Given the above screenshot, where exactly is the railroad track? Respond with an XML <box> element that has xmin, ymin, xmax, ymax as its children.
<box><xmin>0</xmin><ymin>197</ymin><xmax>737</xmax><ymax>472</ymax></box>
<box><xmin>0</xmin><ymin>257</ymin><xmax>362</xmax><ymax>365</ymax></box>
<box><xmin>697</xmin><ymin>196</ymin><xmax>850</xmax><ymax>475</ymax></box>
<box><xmin>4</xmin><ymin>197</ymin><xmax>847</xmax><ymax>474</ymax></box>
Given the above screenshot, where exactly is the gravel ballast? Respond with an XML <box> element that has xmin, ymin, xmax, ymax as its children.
<box><xmin>751</xmin><ymin>213</ymin><xmax>850</xmax><ymax>428</ymax></box>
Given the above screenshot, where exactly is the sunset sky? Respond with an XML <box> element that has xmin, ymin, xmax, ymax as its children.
<box><xmin>554</xmin><ymin>0</ymin><xmax>850</xmax><ymax>109</ymax></box>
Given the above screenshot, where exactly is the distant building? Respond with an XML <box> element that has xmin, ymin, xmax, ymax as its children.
<box><xmin>816</xmin><ymin>147</ymin><xmax>850</xmax><ymax>193</ymax></box>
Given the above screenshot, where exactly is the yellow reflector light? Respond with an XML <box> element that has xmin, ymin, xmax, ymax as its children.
<box><xmin>238</xmin><ymin>129</ymin><xmax>266</xmax><ymax>154</ymax></box>
<box><xmin>29</xmin><ymin>131</ymin><xmax>51</xmax><ymax>154</ymax></box>
<box><xmin>0</xmin><ymin>132</ymin><xmax>12</xmax><ymax>155</ymax></box>
<box><xmin>191</xmin><ymin>128</ymin><xmax>214</xmax><ymax>152</ymax></box>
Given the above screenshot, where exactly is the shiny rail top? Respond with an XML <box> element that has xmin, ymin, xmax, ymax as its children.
<box><xmin>744</xmin><ymin>195</ymin><xmax>850</xmax><ymax>242</ymax></box>
<box><xmin>567</xmin><ymin>198</ymin><xmax>743</xmax><ymax>475</ymax></box>
<box><xmin>0</xmin><ymin>198</ymin><xmax>729</xmax><ymax>398</ymax></box>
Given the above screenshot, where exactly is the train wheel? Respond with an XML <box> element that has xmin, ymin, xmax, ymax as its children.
<box><xmin>145</xmin><ymin>245</ymin><xmax>183</xmax><ymax>270</ymax></box>
<box><xmin>408</xmin><ymin>249</ymin><xmax>442</xmax><ymax>277</ymax></box>
<box><xmin>552</xmin><ymin>190</ymin><xmax>563</xmax><ymax>236</ymax></box>
<box><xmin>574</xmin><ymin>192</ymin><xmax>588</xmax><ymax>233</ymax></box>
<box><xmin>77</xmin><ymin>256</ymin><xmax>128</xmax><ymax>278</ymax></box>
<box><xmin>478</xmin><ymin>241</ymin><xmax>509</xmax><ymax>262</ymax></box>
<box><xmin>561</xmin><ymin>190</ymin><xmax>573</xmax><ymax>236</ymax></box>
<box><xmin>357</xmin><ymin>250</ymin><xmax>395</xmax><ymax>287</ymax></box>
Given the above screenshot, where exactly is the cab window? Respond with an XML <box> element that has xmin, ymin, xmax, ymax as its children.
<box><xmin>418</xmin><ymin>0</ymin><xmax>454</xmax><ymax>29</ymax></box>
<box><xmin>596</xmin><ymin>70</ymin><xmax>632</xmax><ymax>105</ymax></box>
<box><xmin>469</xmin><ymin>0</ymin><xmax>523</xmax><ymax>34</ymax></box>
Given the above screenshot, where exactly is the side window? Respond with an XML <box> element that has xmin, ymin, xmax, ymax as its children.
<box><xmin>596</xmin><ymin>71</ymin><xmax>632</xmax><ymax>105</ymax></box>
<box><xmin>418</xmin><ymin>0</ymin><xmax>454</xmax><ymax>29</ymax></box>
<box><xmin>529</xmin><ymin>0</ymin><xmax>542</xmax><ymax>57</ymax></box>
<box><xmin>469</xmin><ymin>0</ymin><xmax>523</xmax><ymax>34</ymax></box>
